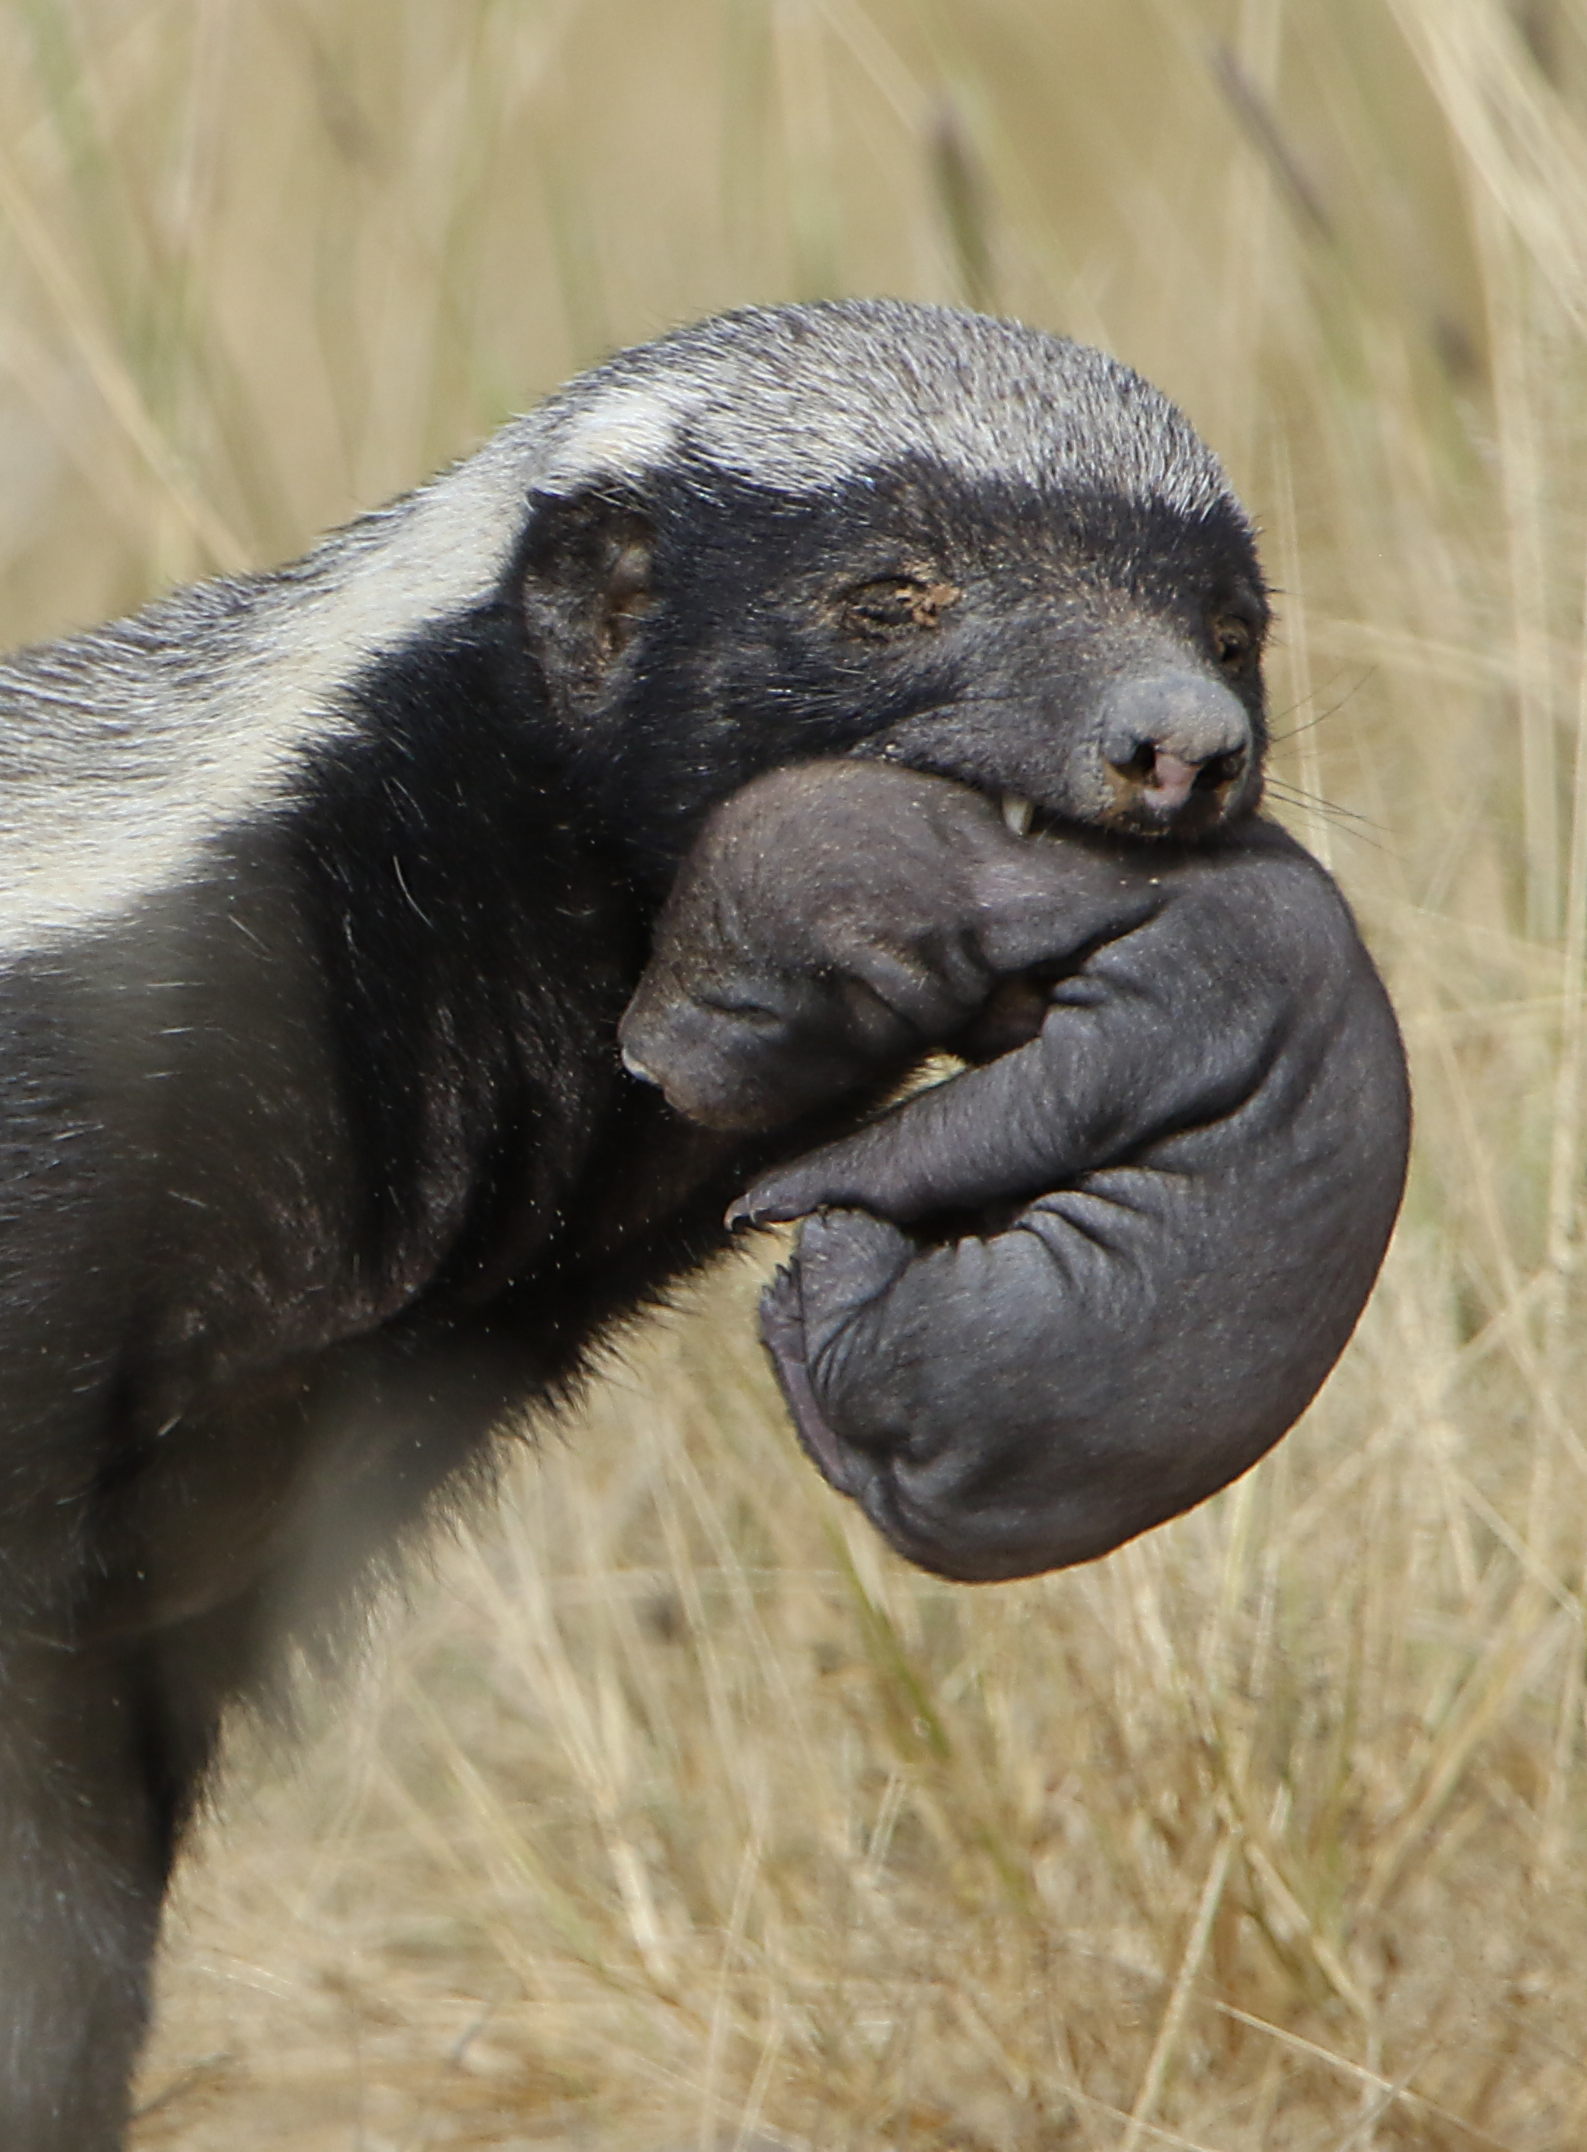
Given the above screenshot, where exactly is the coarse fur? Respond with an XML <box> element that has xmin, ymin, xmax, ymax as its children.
<box><xmin>625</xmin><ymin>762</ymin><xmax>1410</xmax><ymax>1583</ymax></box>
<box><xmin>0</xmin><ymin>298</ymin><xmax>1276</xmax><ymax>2148</ymax></box>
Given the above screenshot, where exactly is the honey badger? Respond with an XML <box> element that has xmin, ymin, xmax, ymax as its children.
<box><xmin>0</xmin><ymin>299</ymin><xmax>1276</xmax><ymax>2148</ymax></box>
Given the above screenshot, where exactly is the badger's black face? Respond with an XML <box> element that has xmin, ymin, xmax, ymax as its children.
<box><xmin>521</xmin><ymin>450</ymin><xmax>1268</xmax><ymax>889</ymax></box>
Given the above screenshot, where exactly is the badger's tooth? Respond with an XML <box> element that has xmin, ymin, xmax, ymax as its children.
<box><xmin>621</xmin><ymin>1044</ymin><xmax>660</xmax><ymax>1085</ymax></box>
<box><xmin>1001</xmin><ymin>792</ymin><xmax>1035</xmax><ymax>837</ymax></box>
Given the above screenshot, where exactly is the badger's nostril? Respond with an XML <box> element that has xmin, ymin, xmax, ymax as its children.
<box><xmin>1110</xmin><ymin>738</ymin><xmax>1160</xmax><ymax>782</ymax></box>
<box><xmin>1194</xmin><ymin>746</ymin><xmax>1246</xmax><ymax>791</ymax></box>
<box><xmin>1139</xmin><ymin>749</ymin><xmax>1200</xmax><ymax>811</ymax></box>
<box><xmin>1106</xmin><ymin>738</ymin><xmax>1247</xmax><ymax>813</ymax></box>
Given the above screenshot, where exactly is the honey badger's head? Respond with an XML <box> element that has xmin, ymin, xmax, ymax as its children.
<box><xmin>515</xmin><ymin>299</ymin><xmax>1267</xmax><ymax>880</ymax></box>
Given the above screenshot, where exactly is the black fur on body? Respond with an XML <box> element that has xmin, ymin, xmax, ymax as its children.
<box><xmin>0</xmin><ymin>299</ymin><xmax>1277</xmax><ymax>2147</ymax></box>
<box><xmin>625</xmin><ymin>762</ymin><xmax>1410</xmax><ymax>1584</ymax></box>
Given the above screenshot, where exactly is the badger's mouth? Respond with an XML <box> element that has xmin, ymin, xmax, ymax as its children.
<box><xmin>998</xmin><ymin>759</ymin><xmax>1254</xmax><ymax>844</ymax></box>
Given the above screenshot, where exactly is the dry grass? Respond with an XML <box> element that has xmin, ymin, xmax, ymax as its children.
<box><xmin>0</xmin><ymin>0</ymin><xmax>1582</xmax><ymax>2144</ymax></box>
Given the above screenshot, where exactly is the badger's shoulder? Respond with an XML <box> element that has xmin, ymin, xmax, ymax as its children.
<box><xmin>0</xmin><ymin>430</ymin><xmax>556</xmax><ymax>955</ymax></box>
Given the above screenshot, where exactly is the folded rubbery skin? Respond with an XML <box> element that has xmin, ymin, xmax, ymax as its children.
<box><xmin>625</xmin><ymin>762</ymin><xmax>1411</xmax><ymax>1581</ymax></box>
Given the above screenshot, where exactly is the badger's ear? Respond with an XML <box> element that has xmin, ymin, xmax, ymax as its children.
<box><xmin>519</xmin><ymin>487</ymin><xmax>655</xmax><ymax>708</ymax></box>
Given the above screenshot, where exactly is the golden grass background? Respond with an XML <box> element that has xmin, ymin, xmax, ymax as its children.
<box><xmin>0</xmin><ymin>0</ymin><xmax>1582</xmax><ymax>2143</ymax></box>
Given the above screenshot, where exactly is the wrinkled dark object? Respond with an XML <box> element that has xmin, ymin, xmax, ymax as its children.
<box><xmin>625</xmin><ymin>761</ymin><xmax>1411</xmax><ymax>1582</ymax></box>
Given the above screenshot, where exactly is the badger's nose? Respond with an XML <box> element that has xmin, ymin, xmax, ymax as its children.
<box><xmin>1099</xmin><ymin>673</ymin><xmax>1252</xmax><ymax>823</ymax></box>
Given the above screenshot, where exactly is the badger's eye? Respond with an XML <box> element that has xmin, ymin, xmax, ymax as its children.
<box><xmin>1209</xmin><ymin>612</ymin><xmax>1257</xmax><ymax>670</ymax></box>
<box><xmin>838</xmin><ymin>575</ymin><xmax>958</xmax><ymax>639</ymax></box>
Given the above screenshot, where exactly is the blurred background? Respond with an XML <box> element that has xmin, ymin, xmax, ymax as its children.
<box><xmin>0</xmin><ymin>0</ymin><xmax>1582</xmax><ymax>2144</ymax></box>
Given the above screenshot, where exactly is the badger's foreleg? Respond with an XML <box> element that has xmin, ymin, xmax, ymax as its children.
<box><xmin>0</xmin><ymin>1585</ymin><xmax>242</xmax><ymax>2151</ymax></box>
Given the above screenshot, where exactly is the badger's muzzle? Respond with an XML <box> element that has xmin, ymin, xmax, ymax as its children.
<box><xmin>1099</xmin><ymin>673</ymin><xmax>1253</xmax><ymax>833</ymax></box>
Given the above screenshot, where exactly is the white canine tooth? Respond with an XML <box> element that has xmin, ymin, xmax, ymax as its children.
<box><xmin>1001</xmin><ymin>792</ymin><xmax>1035</xmax><ymax>837</ymax></box>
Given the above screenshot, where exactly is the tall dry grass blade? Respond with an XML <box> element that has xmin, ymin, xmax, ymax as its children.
<box><xmin>1120</xmin><ymin>1833</ymin><xmax>1233</xmax><ymax>2152</ymax></box>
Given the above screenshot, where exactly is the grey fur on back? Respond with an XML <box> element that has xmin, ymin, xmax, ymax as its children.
<box><xmin>0</xmin><ymin>300</ymin><xmax>1236</xmax><ymax>954</ymax></box>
